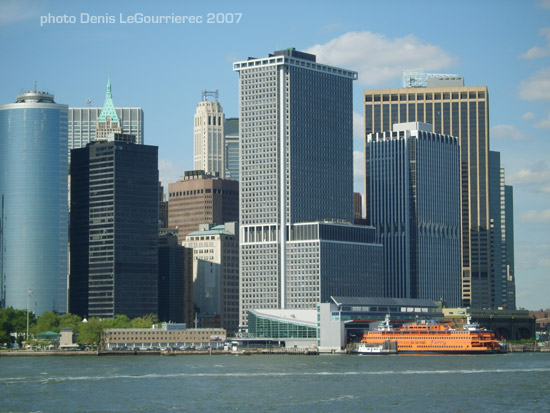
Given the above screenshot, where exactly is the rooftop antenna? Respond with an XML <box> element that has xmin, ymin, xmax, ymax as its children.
<box><xmin>34</xmin><ymin>81</ymin><xmax>37</xmax><ymax>92</ymax></box>
<box><xmin>202</xmin><ymin>90</ymin><xmax>219</xmax><ymax>101</ymax></box>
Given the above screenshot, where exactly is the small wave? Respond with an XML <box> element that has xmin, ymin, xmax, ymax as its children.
<box><xmin>3</xmin><ymin>367</ymin><xmax>549</xmax><ymax>385</ymax></box>
<box><xmin>319</xmin><ymin>395</ymin><xmax>359</xmax><ymax>403</ymax></box>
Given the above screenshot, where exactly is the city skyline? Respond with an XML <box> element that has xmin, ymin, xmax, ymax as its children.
<box><xmin>0</xmin><ymin>0</ymin><xmax>548</xmax><ymax>310</ymax></box>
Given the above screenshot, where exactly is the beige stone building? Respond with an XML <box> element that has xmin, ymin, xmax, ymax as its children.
<box><xmin>194</xmin><ymin>91</ymin><xmax>225</xmax><ymax>177</ymax></box>
<box><xmin>102</xmin><ymin>324</ymin><xmax>226</xmax><ymax>350</ymax></box>
<box><xmin>182</xmin><ymin>223</ymin><xmax>239</xmax><ymax>335</ymax></box>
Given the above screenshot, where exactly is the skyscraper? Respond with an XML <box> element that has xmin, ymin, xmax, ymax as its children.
<box><xmin>95</xmin><ymin>78</ymin><xmax>121</xmax><ymax>140</ymax></box>
<box><xmin>69</xmin><ymin>133</ymin><xmax>159</xmax><ymax>319</ymax></box>
<box><xmin>366</xmin><ymin>122</ymin><xmax>461</xmax><ymax>306</ymax></box>
<box><xmin>489</xmin><ymin>151</ymin><xmax>516</xmax><ymax>309</ymax></box>
<box><xmin>505</xmin><ymin>185</ymin><xmax>516</xmax><ymax>309</ymax></box>
<box><xmin>167</xmin><ymin>171</ymin><xmax>239</xmax><ymax>240</ymax></box>
<box><xmin>68</xmin><ymin>78</ymin><xmax>143</xmax><ymax>155</ymax></box>
<box><xmin>234</xmin><ymin>49</ymin><xmax>383</xmax><ymax>326</ymax></box>
<box><xmin>364</xmin><ymin>81</ymin><xmax>491</xmax><ymax>308</ymax></box>
<box><xmin>182</xmin><ymin>222</ymin><xmax>239</xmax><ymax>334</ymax></box>
<box><xmin>224</xmin><ymin>118</ymin><xmax>239</xmax><ymax>180</ymax></box>
<box><xmin>0</xmin><ymin>90</ymin><xmax>68</xmax><ymax>315</ymax></box>
<box><xmin>194</xmin><ymin>91</ymin><xmax>225</xmax><ymax>176</ymax></box>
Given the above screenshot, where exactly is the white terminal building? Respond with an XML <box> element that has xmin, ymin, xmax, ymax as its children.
<box><xmin>234</xmin><ymin>49</ymin><xmax>384</xmax><ymax>327</ymax></box>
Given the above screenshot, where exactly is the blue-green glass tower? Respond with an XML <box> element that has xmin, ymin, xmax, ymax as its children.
<box><xmin>0</xmin><ymin>90</ymin><xmax>68</xmax><ymax>315</ymax></box>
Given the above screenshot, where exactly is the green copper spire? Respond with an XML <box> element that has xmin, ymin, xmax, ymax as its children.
<box><xmin>98</xmin><ymin>77</ymin><xmax>119</xmax><ymax>124</ymax></box>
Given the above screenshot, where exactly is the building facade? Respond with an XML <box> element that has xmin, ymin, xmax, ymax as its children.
<box><xmin>158</xmin><ymin>233</ymin><xmax>193</xmax><ymax>324</ymax></box>
<box><xmin>68</xmin><ymin>80</ymin><xmax>143</xmax><ymax>155</ymax></box>
<box><xmin>504</xmin><ymin>185</ymin><xmax>516</xmax><ymax>308</ymax></box>
<box><xmin>0</xmin><ymin>90</ymin><xmax>68</xmax><ymax>315</ymax></box>
<box><xmin>224</xmin><ymin>117</ymin><xmax>239</xmax><ymax>180</ymax></box>
<box><xmin>69</xmin><ymin>107</ymin><xmax>143</xmax><ymax>152</ymax></box>
<box><xmin>234</xmin><ymin>49</ymin><xmax>388</xmax><ymax>327</ymax></box>
<box><xmin>69</xmin><ymin>134</ymin><xmax>159</xmax><ymax>319</ymax></box>
<box><xmin>366</xmin><ymin>122</ymin><xmax>461</xmax><ymax>306</ymax></box>
<box><xmin>489</xmin><ymin>151</ymin><xmax>516</xmax><ymax>309</ymax></box>
<box><xmin>353</xmin><ymin>192</ymin><xmax>363</xmax><ymax>222</ymax></box>
<box><xmin>194</xmin><ymin>91</ymin><xmax>225</xmax><ymax>176</ymax></box>
<box><xmin>182</xmin><ymin>223</ymin><xmax>239</xmax><ymax>335</ymax></box>
<box><xmin>363</xmin><ymin>83</ymin><xmax>491</xmax><ymax>308</ymax></box>
<box><xmin>167</xmin><ymin>171</ymin><xmax>239</xmax><ymax>240</ymax></box>
<box><xmin>102</xmin><ymin>324</ymin><xmax>227</xmax><ymax>350</ymax></box>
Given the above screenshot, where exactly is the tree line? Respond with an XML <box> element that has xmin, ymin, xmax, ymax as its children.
<box><xmin>0</xmin><ymin>307</ymin><xmax>158</xmax><ymax>348</ymax></box>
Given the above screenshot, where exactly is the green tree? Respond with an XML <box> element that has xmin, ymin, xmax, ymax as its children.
<box><xmin>0</xmin><ymin>307</ymin><xmax>35</xmax><ymax>346</ymax></box>
<box><xmin>59</xmin><ymin>313</ymin><xmax>82</xmax><ymax>334</ymax></box>
<box><xmin>0</xmin><ymin>308</ymin><xmax>14</xmax><ymax>345</ymax></box>
<box><xmin>77</xmin><ymin>318</ymin><xmax>103</xmax><ymax>346</ymax></box>
<box><xmin>33</xmin><ymin>312</ymin><xmax>60</xmax><ymax>335</ymax></box>
<box><xmin>130</xmin><ymin>314</ymin><xmax>159</xmax><ymax>328</ymax></box>
<box><xmin>102</xmin><ymin>314</ymin><xmax>131</xmax><ymax>329</ymax></box>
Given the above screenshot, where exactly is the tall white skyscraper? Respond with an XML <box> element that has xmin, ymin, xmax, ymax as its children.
<box><xmin>194</xmin><ymin>90</ymin><xmax>225</xmax><ymax>176</ymax></box>
<box><xmin>234</xmin><ymin>49</ymin><xmax>383</xmax><ymax>327</ymax></box>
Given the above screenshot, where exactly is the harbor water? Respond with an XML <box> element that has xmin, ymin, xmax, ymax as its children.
<box><xmin>1</xmin><ymin>353</ymin><xmax>549</xmax><ymax>412</ymax></box>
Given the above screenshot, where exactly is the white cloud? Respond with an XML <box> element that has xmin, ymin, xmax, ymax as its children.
<box><xmin>518</xmin><ymin>67</ymin><xmax>550</xmax><ymax>101</ymax></box>
<box><xmin>508</xmin><ymin>161</ymin><xmax>550</xmax><ymax>194</ymax></box>
<box><xmin>537</xmin><ymin>0</ymin><xmax>550</xmax><ymax>9</ymax></box>
<box><xmin>305</xmin><ymin>31</ymin><xmax>456</xmax><ymax>86</ymax></box>
<box><xmin>158</xmin><ymin>159</ymin><xmax>189</xmax><ymax>189</ymax></box>
<box><xmin>519</xmin><ymin>28</ymin><xmax>550</xmax><ymax>59</ymax></box>
<box><xmin>490</xmin><ymin>124</ymin><xmax>530</xmax><ymax>141</ymax></box>
<box><xmin>353</xmin><ymin>150</ymin><xmax>364</xmax><ymax>193</ymax></box>
<box><xmin>534</xmin><ymin>112</ymin><xmax>550</xmax><ymax>128</ymax></box>
<box><xmin>353</xmin><ymin>111</ymin><xmax>363</xmax><ymax>141</ymax></box>
<box><xmin>520</xmin><ymin>209</ymin><xmax>550</xmax><ymax>224</ymax></box>
<box><xmin>522</xmin><ymin>112</ymin><xmax>535</xmax><ymax>120</ymax></box>
<box><xmin>0</xmin><ymin>0</ymin><xmax>42</xmax><ymax>25</ymax></box>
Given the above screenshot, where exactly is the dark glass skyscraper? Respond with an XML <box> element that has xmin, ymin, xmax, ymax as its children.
<box><xmin>70</xmin><ymin>134</ymin><xmax>159</xmax><ymax>318</ymax></box>
<box><xmin>366</xmin><ymin>122</ymin><xmax>461</xmax><ymax>306</ymax></box>
<box><xmin>0</xmin><ymin>90</ymin><xmax>68</xmax><ymax>315</ymax></box>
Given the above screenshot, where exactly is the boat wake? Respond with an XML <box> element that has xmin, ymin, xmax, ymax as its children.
<box><xmin>2</xmin><ymin>368</ymin><xmax>550</xmax><ymax>385</ymax></box>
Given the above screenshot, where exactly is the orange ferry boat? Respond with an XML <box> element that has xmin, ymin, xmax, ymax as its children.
<box><xmin>360</xmin><ymin>315</ymin><xmax>503</xmax><ymax>354</ymax></box>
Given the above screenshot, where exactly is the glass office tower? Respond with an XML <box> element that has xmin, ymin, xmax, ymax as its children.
<box><xmin>0</xmin><ymin>90</ymin><xmax>68</xmax><ymax>315</ymax></box>
<box><xmin>364</xmin><ymin>84</ymin><xmax>491</xmax><ymax>308</ymax></box>
<box><xmin>366</xmin><ymin>122</ymin><xmax>461</xmax><ymax>306</ymax></box>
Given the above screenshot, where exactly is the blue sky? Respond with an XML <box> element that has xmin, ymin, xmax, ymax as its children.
<box><xmin>1</xmin><ymin>0</ymin><xmax>548</xmax><ymax>310</ymax></box>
